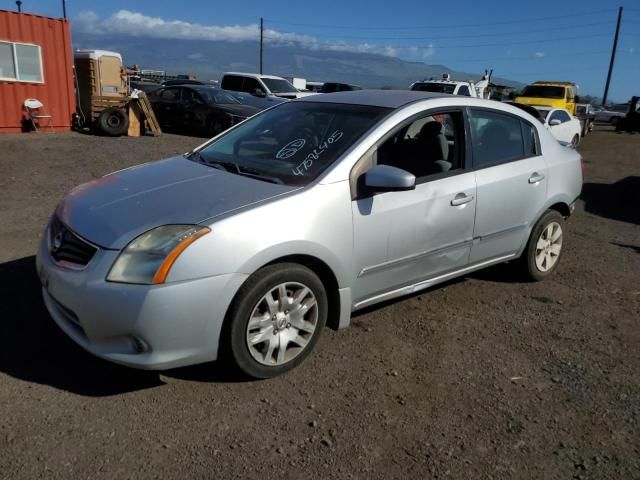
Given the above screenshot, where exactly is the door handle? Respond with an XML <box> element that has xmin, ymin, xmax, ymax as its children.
<box><xmin>528</xmin><ymin>172</ymin><xmax>545</xmax><ymax>184</ymax></box>
<box><xmin>450</xmin><ymin>193</ymin><xmax>474</xmax><ymax>207</ymax></box>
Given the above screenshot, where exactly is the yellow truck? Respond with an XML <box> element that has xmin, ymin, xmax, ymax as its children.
<box><xmin>515</xmin><ymin>81</ymin><xmax>579</xmax><ymax>115</ymax></box>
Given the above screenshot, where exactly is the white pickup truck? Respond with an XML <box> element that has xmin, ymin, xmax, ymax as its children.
<box><xmin>220</xmin><ymin>72</ymin><xmax>315</xmax><ymax>100</ymax></box>
<box><xmin>410</xmin><ymin>72</ymin><xmax>492</xmax><ymax>99</ymax></box>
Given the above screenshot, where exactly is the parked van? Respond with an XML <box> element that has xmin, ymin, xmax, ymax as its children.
<box><xmin>515</xmin><ymin>81</ymin><xmax>579</xmax><ymax>115</ymax></box>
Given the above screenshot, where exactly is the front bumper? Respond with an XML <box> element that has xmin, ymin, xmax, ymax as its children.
<box><xmin>36</xmin><ymin>227</ymin><xmax>248</xmax><ymax>370</ymax></box>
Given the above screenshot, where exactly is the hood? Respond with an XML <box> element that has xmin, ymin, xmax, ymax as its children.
<box><xmin>216</xmin><ymin>103</ymin><xmax>260</xmax><ymax>117</ymax></box>
<box><xmin>57</xmin><ymin>156</ymin><xmax>296</xmax><ymax>249</ymax></box>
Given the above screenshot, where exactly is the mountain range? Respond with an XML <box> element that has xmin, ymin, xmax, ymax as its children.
<box><xmin>73</xmin><ymin>32</ymin><xmax>525</xmax><ymax>90</ymax></box>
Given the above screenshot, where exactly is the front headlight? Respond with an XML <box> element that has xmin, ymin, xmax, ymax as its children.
<box><xmin>107</xmin><ymin>225</ymin><xmax>210</xmax><ymax>285</ymax></box>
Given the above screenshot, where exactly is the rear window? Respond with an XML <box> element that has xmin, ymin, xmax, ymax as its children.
<box><xmin>411</xmin><ymin>83</ymin><xmax>456</xmax><ymax>94</ymax></box>
<box><xmin>520</xmin><ymin>86</ymin><xmax>566</xmax><ymax>99</ymax></box>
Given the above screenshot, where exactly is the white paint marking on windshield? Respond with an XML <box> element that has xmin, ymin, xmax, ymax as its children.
<box><xmin>291</xmin><ymin>130</ymin><xmax>344</xmax><ymax>176</ymax></box>
<box><xmin>276</xmin><ymin>139</ymin><xmax>306</xmax><ymax>160</ymax></box>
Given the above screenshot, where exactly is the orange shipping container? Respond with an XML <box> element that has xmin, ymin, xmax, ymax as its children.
<box><xmin>0</xmin><ymin>9</ymin><xmax>75</xmax><ymax>133</ymax></box>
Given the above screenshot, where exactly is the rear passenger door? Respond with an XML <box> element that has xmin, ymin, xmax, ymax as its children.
<box><xmin>468</xmin><ymin>108</ymin><xmax>547</xmax><ymax>264</ymax></box>
<box><xmin>153</xmin><ymin>87</ymin><xmax>180</xmax><ymax>129</ymax></box>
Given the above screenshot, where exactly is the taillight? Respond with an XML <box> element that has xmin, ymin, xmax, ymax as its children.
<box><xmin>580</xmin><ymin>157</ymin><xmax>585</xmax><ymax>171</ymax></box>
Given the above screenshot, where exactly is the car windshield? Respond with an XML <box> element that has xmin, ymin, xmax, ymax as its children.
<box><xmin>197</xmin><ymin>88</ymin><xmax>241</xmax><ymax>105</ymax></box>
<box><xmin>261</xmin><ymin>78</ymin><xmax>298</xmax><ymax>94</ymax></box>
<box><xmin>412</xmin><ymin>83</ymin><xmax>456</xmax><ymax>94</ymax></box>
<box><xmin>521</xmin><ymin>86</ymin><xmax>566</xmax><ymax>99</ymax></box>
<box><xmin>192</xmin><ymin>102</ymin><xmax>391</xmax><ymax>186</ymax></box>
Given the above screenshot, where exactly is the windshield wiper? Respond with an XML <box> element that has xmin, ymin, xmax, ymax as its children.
<box><xmin>189</xmin><ymin>153</ymin><xmax>283</xmax><ymax>185</ymax></box>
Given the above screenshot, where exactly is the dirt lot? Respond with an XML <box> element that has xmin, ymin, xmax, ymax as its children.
<box><xmin>0</xmin><ymin>128</ymin><xmax>638</xmax><ymax>479</ymax></box>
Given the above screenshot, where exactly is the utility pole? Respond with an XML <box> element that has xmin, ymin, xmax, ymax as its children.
<box><xmin>15</xmin><ymin>1</ymin><xmax>22</xmax><ymax>12</ymax></box>
<box><xmin>62</xmin><ymin>0</ymin><xmax>67</xmax><ymax>18</ymax></box>
<box><xmin>259</xmin><ymin>17</ymin><xmax>264</xmax><ymax>74</ymax></box>
<box><xmin>602</xmin><ymin>6</ymin><xmax>623</xmax><ymax>107</ymax></box>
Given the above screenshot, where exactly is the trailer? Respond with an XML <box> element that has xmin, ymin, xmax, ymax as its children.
<box><xmin>73</xmin><ymin>50</ymin><xmax>130</xmax><ymax>136</ymax></box>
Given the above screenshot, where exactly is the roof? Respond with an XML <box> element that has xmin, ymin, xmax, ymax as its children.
<box><xmin>222</xmin><ymin>72</ymin><xmax>287</xmax><ymax>80</ymax></box>
<box><xmin>74</xmin><ymin>49</ymin><xmax>123</xmax><ymax>61</ymax></box>
<box><xmin>297</xmin><ymin>89</ymin><xmax>449</xmax><ymax>108</ymax></box>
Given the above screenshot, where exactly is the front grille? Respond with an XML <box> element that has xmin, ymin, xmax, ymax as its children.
<box><xmin>49</xmin><ymin>215</ymin><xmax>98</xmax><ymax>266</ymax></box>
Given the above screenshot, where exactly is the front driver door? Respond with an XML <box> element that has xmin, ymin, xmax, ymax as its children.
<box><xmin>350</xmin><ymin>109</ymin><xmax>477</xmax><ymax>305</ymax></box>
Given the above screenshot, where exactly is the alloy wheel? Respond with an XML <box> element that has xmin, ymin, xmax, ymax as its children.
<box><xmin>246</xmin><ymin>282</ymin><xmax>318</xmax><ymax>366</ymax></box>
<box><xmin>535</xmin><ymin>221</ymin><xmax>563</xmax><ymax>272</ymax></box>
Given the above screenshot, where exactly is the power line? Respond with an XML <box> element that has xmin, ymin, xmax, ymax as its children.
<box><xmin>269</xmin><ymin>21</ymin><xmax>615</xmax><ymax>41</ymax></box>
<box><xmin>262</xmin><ymin>32</ymin><xmax>612</xmax><ymax>49</ymax></box>
<box><xmin>264</xmin><ymin>8</ymin><xmax>613</xmax><ymax>30</ymax></box>
<box><xmin>441</xmin><ymin>51</ymin><xmax>611</xmax><ymax>63</ymax></box>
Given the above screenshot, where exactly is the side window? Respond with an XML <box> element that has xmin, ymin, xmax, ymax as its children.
<box><xmin>376</xmin><ymin>111</ymin><xmax>464</xmax><ymax>180</ymax></box>
<box><xmin>458</xmin><ymin>85</ymin><xmax>471</xmax><ymax>96</ymax></box>
<box><xmin>181</xmin><ymin>88</ymin><xmax>200</xmax><ymax>103</ymax></box>
<box><xmin>558</xmin><ymin>111</ymin><xmax>571</xmax><ymax>122</ymax></box>
<box><xmin>242</xmin><ymin>77</ymin><xmax>261</xmax><ymax>93</ymax></box>
<box><xmin>521</xmin><ymin>121</ymin><xmax>539</xmax><ymax>157</ymax></box>
<box><xmin>221</xmin><ymin>75</ymin><xmax>242</xmax><ymax>91</ymax></box>
<box><xmin>469</xmin><ymin>109</ymin><xmax>525</xmax><ymax>167</ymax></box>
<box><xmin>159</xmin><ymin>88</ymin><xmax>178</xmax><ymax>100</ymax></box>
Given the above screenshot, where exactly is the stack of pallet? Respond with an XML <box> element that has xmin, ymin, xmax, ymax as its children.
<box><xmin>127</xmin><ymin>92</ymin><xmax>161</xmax><ymax>137</ymax></box>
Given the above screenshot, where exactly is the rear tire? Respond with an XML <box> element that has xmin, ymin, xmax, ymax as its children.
<box><xmin>610</xmin><ymin>116</ymin><xmax>619</xmax><ymax>126</ymax></box>
<box><xmin>97</xmin><ymin>107</ymin><xmax>129</xmax><ymax>137</ymax></box>
<box><xmin>224</xmin><ymin>263</ymin><xmax>327</xmax><ymax>379</ymax></box>
<box><xmin>571</xmin><ymin>134</ymin><xmax>580</xmax><ymax>147</ymax></box>
<box><xmin>521</xmin><ymin>210</ymin><xmax>565</xmax><ymax>281</ymax></box>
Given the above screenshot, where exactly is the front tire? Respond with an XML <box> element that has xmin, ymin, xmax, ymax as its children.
<box><xmin>225</xmin><ymin>263</ymin><xmax>327</xmax><ymax>379</ymax></box>
<box><xmin>522</xmin><ymin>210</ymin><xmax>565</xmax><ymax>281</ymax></box>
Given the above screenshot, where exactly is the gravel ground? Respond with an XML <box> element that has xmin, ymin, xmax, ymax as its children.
<box><xmin>0</xmin><ymin>128</ymin><xmax>638</xmax><ymax>479</ymax></box>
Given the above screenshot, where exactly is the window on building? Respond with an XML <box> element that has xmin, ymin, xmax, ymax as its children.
<box><xmin>0</xmin><ymin>41</ymin><xmax>43</xmax><ymax>82</ymax></box>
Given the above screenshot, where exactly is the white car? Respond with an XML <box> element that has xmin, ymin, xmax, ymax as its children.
<box><xmin>220</xmin><ymin>72</ymin><xmax>316</xmax><ymax>100</ymax></box>
<box><xmin>535</xmin><ymin>107</ymin><xmax>582</xmax><ymax>146</ymax></box>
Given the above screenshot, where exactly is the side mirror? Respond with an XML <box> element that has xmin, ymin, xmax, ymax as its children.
<box><xmin>574</xmin><ymin>95</ymin><xmax>581</xmax><ymax>103</ymax></box>
<box><xmin>362</xmin><ymin>165</ymin><xmax>416</xmax><ymax>194</ymax></box>
<box><xmin>549</xmin><ymin>119</ymin><xmax>562</xmax><ymax>126</ymax></box>
<box><xmin>253</xmin><ymin>88</ymin><xmax>266</xmax><ymax>97</ymax></box>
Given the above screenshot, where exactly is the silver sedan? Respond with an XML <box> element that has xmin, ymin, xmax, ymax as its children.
<box><xmin>37</xmin><ymin>91</ymin><xmax>583</xmax><ymax>378</ymax></box>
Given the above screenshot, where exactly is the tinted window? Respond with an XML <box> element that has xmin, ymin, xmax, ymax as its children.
<box><xmin>242</xmin><ymin>77</ymin><xmax>261</xmax><ymax>93</ymax></box>
<box><xmin>458</xmin><ymin>85</ymin><xmax>471</xmax><ymax>96</ymax></box>
<box><xmin>196</xmin><ymin>102</ymin><xmax>390</xmax><ymax>186</ymax></box>
<box><xmin>520</xmin><ymin>85</ymin><xmax>566</xmax><ymax>99</ymax></box>
<box><xmin>411</xmin><ymin>83</ymin><xmax>456</xmax><ymax>94</ymax></box>
<box><xmin>377</xmin><ymin>111</ymin><xmax>464</xmax><ymax>180</ymax></box>
<box><xmin>181</xmin><ymin>88</ymin><xmax>200</xmax><ymax>102</ymax></box>
<box><xmin>195</xmin><ymin>88</ymin><xmax>240</xmax><ymax>105</ymax></box>
<box><xmin>158</xmin><ymin>88</ymin><xmax>178</xmax><ymax>100</ymax></box>
<box><xmin>469</xmin><ymin>110</ymin><xmax>525</xmax><ymax>167</ymax></box>
<box><xmin>221</xmin><ymin>75</ymin><xmax>243</xmax><ymax>91</ymax></box>
<box><xmin>522</xmin><ymin>122</ymin><xmax>538</xmax><ymax>157</ymax></box>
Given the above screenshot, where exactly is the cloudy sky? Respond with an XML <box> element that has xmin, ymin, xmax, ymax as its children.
<box><xmin>7</xmin><ymin>0</ymin><xmax>640</xmax><ymax>100</ymax></box>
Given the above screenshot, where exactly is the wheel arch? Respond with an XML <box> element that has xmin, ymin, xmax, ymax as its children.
<box><xmin>516</xmin><ymin>197</ymin><xmax>572</xmax><ymax>257</ymax></box>
<box><xmin>260</xmin><ymin>254</ymin><xmax>342</xmax><ymax>330</ymax></box>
